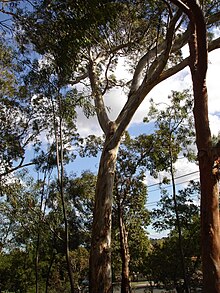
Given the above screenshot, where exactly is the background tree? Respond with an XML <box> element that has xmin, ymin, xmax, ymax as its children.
<box><xmin>0</xmin><ymin>170</ymin><xmax>52</xmax><ymax>292</ymax></box>
<box><xmin>145</xmin><ymin>89</ymin><xmax>196</xmax><ymax>292</ymax></box>
<box><xmin>112</xmin><ymin>133</ymin><xmax>150</xmax><ymax>293</ymax></box>
<box><xmin>46</xmin><ymin>171</ymin><xmax>96</xmax><ymax>287</ymax></box>
<box><xmin>0</xmin><ymin>39</ymin><xmax>40</xmax><ymax>182</ymax></box>
<box><xmin>0</xmin><ymin>169</ymin><xmax>96</xmax><ymax>292</ymax></box>
<box><xmin>0</xmin><ymin>1</ymin><xmax>94</xmax><ymax>291</ymax></box>
<box><xmin>150</xmin><ymin>181</ymin><xmax>201</xmax><ymax>290</ymax></box>
<box><xmin>65</xmin><ymin>171</ymin><xmax>96</xmax><ymax>249</ymax></box>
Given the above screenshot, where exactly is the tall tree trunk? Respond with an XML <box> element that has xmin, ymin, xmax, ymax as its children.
<box><xmin>35</xmin><ymin>233</ymin><xmax>40</xmax><ymax>293</ymax></box>
<box><xmin>118</xmin><ymin>209</ymin><xmax>131</xmax><ymax>293</ymax></box>
<box><xmin>59</xmin><ymin>158</ymin><xmax>75</xmax><ymax>293</ymax></box>
<box><xmin>89</xmin><ymin>134</ymin><xmax>120</xmax><ymax>293</ymax></box>
<box><xmin>35</xmin><ymin>172</ymin><xmax>47</xmax><ymax>293</ymax></box>
<box><xmin>184</xmin><ymin>1</ymin><xmax>220</xmax><ymax>291</ymax></box>
<box><xmin>193</xmin><ymin>78</ymin><xmax>220</xmax><ymax>292</ymax></box>
<box><xmin>58</xmin><ymin>105</ymin><xmax>75</xmax><ymax>293</ymax></box>
<box><xmin>53</xmin><ymin>94</ymin><xmax>75</xmax><ymax>292</ymax></box>
<box><xmin>45</xmin><ymin>251</ymin><xmax>56</xmax><ymax>293</ymax></box>
<box><xmin>88</xmin><ymin>10</ymin><xmax>184</xmax><ymax>292</ymax></box>
<box><xmin>170</xmin><ymin>151</ymin><xmax>190</xmax><ymax>293</ymax></box>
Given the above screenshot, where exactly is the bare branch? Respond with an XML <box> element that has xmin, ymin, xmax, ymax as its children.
<box><xmin>207</xmin><ymin>11</ymin><xmax>220</xmax><ymax>25</ymax></box>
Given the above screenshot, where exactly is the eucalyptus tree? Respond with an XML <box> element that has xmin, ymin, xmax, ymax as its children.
<box><xmin>0</xmin><ymin>169</ymin><xmax>53</xmax><ymax>292</ymax></box>
<box><xmin>46</xmin><ymin>171</ymin><xmax>96</xmax><ymax>287</ymax></box>
<box><xmin>23</xmin><ymin>53</ymin><xmax>84</xmax><ymax>292</ymax></box>
<box><xmin>65</xmin><ymin>171</ymin><xmax>96</xmax><ymax>248</ymax></box>
<box><xmin>145</xmin><ymin>221</ymin><xmax>201</xmax><ymax>292</ymax></box>
<box><xmin>170</xmin><ymin>1</ymin><xmax>220</xmax><ymax>292</ymax></box>
<box><xmin>152</xmin><ymin>181</ymin><xmax>200</xmax><ymax>233</ymax></box>
<box><xmin>0</xmin><ymin>168</ymin><xmax>96</xmax><ymax>291</ymax></box>
<box><xmin>14</xmin><ymin>1</ymin><xmax>220</xmax><ymax>291</ymax></box>
<box><xmin>0</xmin><ymin>248</ymin><xmax>35</xmax><ymax>292</ymax></box>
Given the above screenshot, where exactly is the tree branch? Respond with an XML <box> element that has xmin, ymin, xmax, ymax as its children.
<box><xmin>114</xmin><ymin>10</ymin><xmax>182</xmax><ymax>144</ymax></box>
<box><xmin>0</xmin><ymin>160</ymin><xmax>35</xmax><ymax>178</ymax></box>
<box><xmin>158</xmin><ymin>35</ymin><xmax>220</xmax><ymax>84</ymax></box>
<box><xmin>129</xmin><ymin>7</ymin><xmax>220</xmax><ymax>93</ymax></box>
<box><xmin>0</xmin><ymin>8</ymin><xmax>19</xmax><ymax>19</ymax></box>
<box><xmin>88</xmin><ymin>58</ymin><xmax>110</xmax><ymax>135</ymax></box>
<box><xmin>70</xmin><ymin>72</ymin><xmax>89</xmax><ymax>86</ymax></box>
<box><xmin>102</xmin><ymin>54</ymin><xmax>115</xmax><ymax>96</ymax></box>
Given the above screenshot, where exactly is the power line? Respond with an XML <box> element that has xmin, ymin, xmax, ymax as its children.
<box><xmin>147</xmin><ymin>170</ymin><xmax>199</xmax><ymax>188</ymax></box>
<box><xmin>144</xmin><ymin>172</ymin><xmax>200</xmax><ymax>208</ymax></box>
<box><xmin>146</xmin><ymin>190</ymin><xmax>200</xmax><ymax>207</ymax></box>
<box><xmin>148</xmin><ymin>177</ymin><xmax>199</xmax><ymax>193</ymax></box>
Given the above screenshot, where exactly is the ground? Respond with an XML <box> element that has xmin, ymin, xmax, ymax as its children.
<box><xmin>113</xmin><ymin>282</ymin><xmax>177</xmax><ymax>293</ymax></box>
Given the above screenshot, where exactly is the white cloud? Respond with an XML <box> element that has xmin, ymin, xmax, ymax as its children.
<box><xmin>104</xmin><ymin>87</ymin><xmax>128</xmax><ymax>121</ymax></box>
<box><xmin>76</xmin><ymin>108</ymin><xmax>103</xmax><ymax>137</ymax></box>
<box><xmin>174</xmin><ymin>158</ymin><xmax>199</xmax><ymax>184</ymax></box>
<box><xmin>131</xmin><ymin>68</ymin><xmax>192</xmax><ymax>124</ymax></box>
<box><xmin>209</xmin><ymin>113</ymin><xmax>220</xmax><ymax>136</ymax></box>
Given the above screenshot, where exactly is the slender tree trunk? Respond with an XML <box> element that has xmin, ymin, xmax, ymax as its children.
<box><xmin>35</xmin><ymin>173</ymin><xmax>47</xmax><ymax>293</ymax></box>
<box><xmin>58</xmin><ymin>106</ymin><xmax>75</xmax><ymax>293</ymax></box>
<box><xmin>35</xmin><ymin>233</ymin><xmax>40</xmax><ymax>293</ymax></box>
<box><xmin>45</xmin><ymin>251</ymin><xmax>56</xmax><ymax>293</ymax></box>
<box><xmin>89</xmin><ymin>133</ymin><xmax>120</xmax><ymax>293</ymax></box>
<box><xmin>59</xmin><ymin>162</ymin><xmax>75</xmax><ymax>293</ymax></box>
<box><xmin>186</xmin><ymin>2</ymin><xmax>220</xmax><ymax>291</ymax></box>
<box><xmin>118</xmin><ymin>209</ymin><xmax>131</xmax><ymax>293</ymax></box>
<box><xmin>170</xmin><ymin>153</ymin><xmax>190</xmax><ymax>293</ymax></box>
<box><xmin>53</xmin><ymin>94</ymin><xmax>75</xmax><ymax>292</ymax></box>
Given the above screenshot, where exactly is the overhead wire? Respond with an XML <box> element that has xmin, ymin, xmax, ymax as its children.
<box><xmin>146</xmin><ymin>190</ymin><xmax>200</xmax><ymax>208</ymax></box>
<box><xmin>145</xmin><ymin>170</ymin><xmax>200</xmax><ymax>207</ymax></box>
<box><xmin>147</xmin><ymin>170</ymin><xmax>199</xmax><ymax>188</ymax></box>
<box><xmin>148</xmin><ymin>177</ymin><xmax>199</xmax><ymax>193</ymax></box>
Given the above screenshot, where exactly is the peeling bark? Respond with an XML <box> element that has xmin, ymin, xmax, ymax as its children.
<box><xmin>89</xmin><ymin>130</ymin><xmax>120</xmax><ymax>293</ymax></box>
